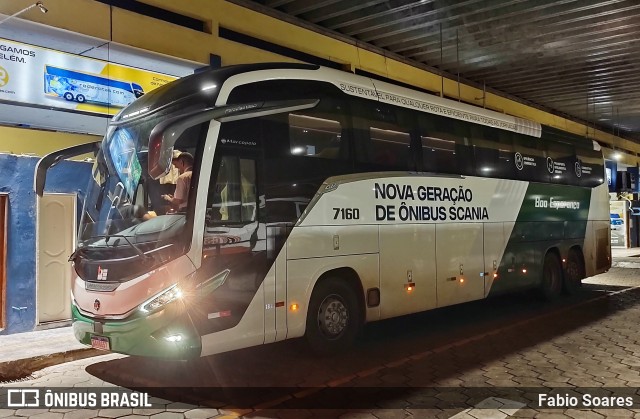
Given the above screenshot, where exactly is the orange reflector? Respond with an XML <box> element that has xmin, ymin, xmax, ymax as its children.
<box><xmin>290</xmin><ymin>303</ymin><xmax>299</xmax><ymax>311</ymax></box>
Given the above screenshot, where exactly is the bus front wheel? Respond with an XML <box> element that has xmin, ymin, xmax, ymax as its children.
<box><xmin>76</xmin><ymin>94</ymin><xmax>86</xmax><ymax>103</ymax></box>
<box><xmin>305</xmin><ymin>278</ymin><xmax>360</xmax><ymax>356</ymax></box>
<box><xmin>540</xmin><ymin>252</ymin><xmax>563</xmax><ymax>300</ymax></box>
<box><xmin>63</xmin><ymin>92</ymin><xmax>74</xmax><ymax>101</ymax></box>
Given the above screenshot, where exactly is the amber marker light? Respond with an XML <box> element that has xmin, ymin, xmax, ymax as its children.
<box><xmin>459</xmin><ymin>278</ymin><xmax>465</xmax><ymax>283</ymax></box>
<box><xmin>290</xmin><ymin>303</ymin><xmax>299</xmax><ymax>311</ymax></box>
<box><xmin>407</xmin><ymin>286</ymin><xmax>413</xmax><ymax>292</ymax></box>
<box><xmin>493</xmin><ymin>273</ymin><xmax>498</xmax><ymax>278</ymax></box>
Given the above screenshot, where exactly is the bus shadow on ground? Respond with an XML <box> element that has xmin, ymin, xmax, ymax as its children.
<box><xmin>85</xmin><ymin>283</ymin><xmax>638</xmax><ymax>412</ymax></box>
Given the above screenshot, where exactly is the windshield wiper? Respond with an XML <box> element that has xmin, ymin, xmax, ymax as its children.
<box><xmin>83</xmin><ymin>234</ymin><xmax>153</xmax><ymax>261</ymax></box>
<box><xmin>110</xmin><ymin>234</ymin><xmax>152</xmax><ymax>261</ymax></box>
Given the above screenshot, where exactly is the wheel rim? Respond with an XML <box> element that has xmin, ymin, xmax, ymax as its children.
<box><xmin>317</xmin><ymin>294</ymin><xmax>349</xmax><ymax>339</ymax></box>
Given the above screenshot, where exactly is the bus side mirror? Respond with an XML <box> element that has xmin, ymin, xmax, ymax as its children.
<box><xmin>34</xmin><ymin>141</ymin><xmax>101</xmax><ymax>196</ymax></box>
<box><xmin>148</xmin><ymin>127</ymin><xmax>173</xmax><ymax>179</ymax></box>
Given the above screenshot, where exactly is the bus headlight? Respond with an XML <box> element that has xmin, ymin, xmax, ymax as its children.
<box><xmin>140</xmin><ymin>284</ymin><xmax>183</xmax><ymax>314</ymax></box>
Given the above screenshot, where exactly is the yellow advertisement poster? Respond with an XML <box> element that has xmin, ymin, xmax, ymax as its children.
<box><xmin>0</xmin><ymin>38</ymin><xmax>178</xmax><ymax>115</ymax></box>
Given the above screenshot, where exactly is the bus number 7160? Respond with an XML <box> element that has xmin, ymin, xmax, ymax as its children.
<box><xmin>333</xmin><ymin>208</ymin><xmax>360</xmax><ymax>220</ymax></box>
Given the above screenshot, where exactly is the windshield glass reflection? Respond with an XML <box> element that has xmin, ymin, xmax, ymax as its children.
<box><xmin>77</xmin><ymin>114</ymin><xmax>205</xmax><ymax>262</ymax></box>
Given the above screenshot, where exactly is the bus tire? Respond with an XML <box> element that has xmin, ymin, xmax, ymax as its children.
<box><xmin>76</xmin><ymin>94</ymin><xmax>86</xmax><ymax>103</ymax></box>
<box><xmin>540</xmin><ymin>252</ymin><xmax>563</xmax><ymax>300</ymax></box>
<box><xmin>305</xmin><ymin>277</ymin><xmax>360</xmax><ymax>356</ymax></box>
<box><xmin>63</xmin><ymin>92</ymin><xmax>74</xmax><ymax>101</ymax></box>
<box><xmin>563</xmin><ymin>248</ymin><xmax>585</xmax><ymax>294</ymax></box>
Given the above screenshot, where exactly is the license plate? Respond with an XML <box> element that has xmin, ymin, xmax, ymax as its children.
<box><xmin>90</xmin><ymin>335</ymin><xmax>110</xmax><ymax>351</ymax></box>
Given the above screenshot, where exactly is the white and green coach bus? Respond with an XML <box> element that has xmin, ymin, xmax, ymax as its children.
<box><xmin>36</xmin><ymin>63</ymin><xmax>610</xmax><ymax>359</ymax></box>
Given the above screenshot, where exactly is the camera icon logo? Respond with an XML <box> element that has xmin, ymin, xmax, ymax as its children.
<box><xmin>7</xmin><ymin>389</ymin><xmax>40</xmax><ymax>407</ymax></box>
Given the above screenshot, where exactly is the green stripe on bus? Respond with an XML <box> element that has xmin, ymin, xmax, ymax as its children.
<box><xmin>488</xmin><ymin>183</ymin><xmax>591</xmax><ymax>296</ymax></box>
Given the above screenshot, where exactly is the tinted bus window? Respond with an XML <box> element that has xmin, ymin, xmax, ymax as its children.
<box><xmin>417</xmin><ymin>113</ymin><xmax>472</xmax><ymax>175</ymax></box>
<box><xmin>513</xmin><ymin>133</ymin><xmax>549</xmax><ymax>183</ymax></box>
<box><xmin>576</xmin><ymin>145</ymin><xmax>605</xmax><ymax>187</ymax></box>
<box><xmin>470</xmin><ymin>126</ymin><xmax>515</xmax><ymax>179</ymax></box>
<box><xmin>261</xmin><ymin>97</ymin><xmax>350</xmax><ymax>161</ymax></box>
<box><xmin>228</xmin><ymin>79</ymin><xmax>351</xmax><ymax>161</ymax></box>
<box><xmin>289</xmin><ymin>112</ymin><xmax>343</xmax><ymax>159</ymax></box>
<box><xmin>421</xmin><ymin>136</ymin><xmax>455</xmax><ymax>173</ymax></box>
<box><xmin>259</xmin><ymin>97</ymin><xmax>354</xmax><ymax>224</ymax></box>
<box><xmin>206</xmin><ymin>155</ymin><xmax>257</xmax><ymax>225</ymax></box>
<box><xmin>354</xmin><ymin>102</ymin><xmax>414</xmax><ymax>170</ymax></box>
<box><xmin>546</xmin><ymin>141</ymin><xmax>576</xmax><ymax>185</ymax></box>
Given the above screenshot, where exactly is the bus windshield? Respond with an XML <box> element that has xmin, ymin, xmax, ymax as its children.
<box><xmin>77</xmin><ymin>110</ymin><xmax>202</xmax><ymax>263</ymax></box>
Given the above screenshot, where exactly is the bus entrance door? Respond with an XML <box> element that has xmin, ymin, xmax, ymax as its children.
<box><xmin>263</xmin><ymin>224</ymin><xmax>290</xmax><ymax>344</ymax></box>
<box><xmin>435</xmin><ymin>223</ymin><xmax>485</xmax><ymax>307</ymax></box>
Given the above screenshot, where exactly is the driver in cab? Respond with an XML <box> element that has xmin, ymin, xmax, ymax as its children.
<box><xmin>162</xmin><ymin>150</ymin><xmax>193</xmax><ymax>212</ymax></box>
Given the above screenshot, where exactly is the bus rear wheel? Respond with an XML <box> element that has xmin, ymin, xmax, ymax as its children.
<box><xmin>305</xmin><ymin>278</ymin><xmax>360</xmax><ymax>356</ymax></box>
<box><xmin>76</xmin><ymin>94</ymin><xmax>86</xmax><ymax>103</ymax></box>
<box><xmin>540</xmin><ymin>252</ymin><xmax>563</xmax><ymax>300</ymax></box>
<box><xmin>563</xmin><ymin>248</ymin><xmax>585</xmax><ymax>294</ymax></box>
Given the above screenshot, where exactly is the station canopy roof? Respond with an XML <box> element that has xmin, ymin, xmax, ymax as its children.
<box><xmin>248</xmin><ymin>0</ymin><xmax>640</xmax><ymax>143</ymax></box>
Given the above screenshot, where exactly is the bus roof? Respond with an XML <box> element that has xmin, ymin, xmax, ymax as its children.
<box><xmin>113</xmin><ymin>63</ymin><xmax>542</xmax><ymax>139</ymax></box>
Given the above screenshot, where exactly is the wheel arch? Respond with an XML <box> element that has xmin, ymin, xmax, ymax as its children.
<box><xmin>303</xmin><ymin>266</ymin><xmax>365</xmax><ymax>355</ymax></box>
<box><xmin>545</xmin><ymin>245</ymin><xmax>562</xmax><ymax>262</ymax></box>
<box><xmin>286</xmin><ymin>254</ymin><xmax>378</xmax><ymax>340</ymax></box>
<box><xmin>313</xmin><ymin>267</ymin><xmax>366</xmax><ymax>327</ymax></box>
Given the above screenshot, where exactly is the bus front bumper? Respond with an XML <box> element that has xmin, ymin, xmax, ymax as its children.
<box><xmin>72</xmin><ymin>303</ymin><xmax>201</xmax><ymax>360</ymax></box>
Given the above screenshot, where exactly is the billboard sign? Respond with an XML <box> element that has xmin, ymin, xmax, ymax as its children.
<box><xmin>0</xmin><ymin>38</ymin><xmax>177</xmax><ymax>115</ymax></box>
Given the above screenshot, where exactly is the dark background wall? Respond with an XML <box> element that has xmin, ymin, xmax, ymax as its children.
<box><xmin>0</xmin><ymin>154</ymin><xmax>91</xmax><ymax>334</ymax></box>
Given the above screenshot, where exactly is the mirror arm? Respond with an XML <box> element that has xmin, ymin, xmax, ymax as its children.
<box><xmin>34</xmin><ymin>141</ymin><xmax>101</xmax><ymax>196</ymax></box>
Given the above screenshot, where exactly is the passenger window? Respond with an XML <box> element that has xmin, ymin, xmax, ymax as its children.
<box><xmin>418</xmin><ymin>113</ymin><xmax>473</xmax><ymax>175</ymax></box>
<box><xmin>289</xmin><ymin>113</ymin><xmax>342</xmax><ymax>159</ymax></box>
<box><xmin>357</xmin><ymin>103</ymin><xmax>412</xmax><ymax>169</ymax></box>
<box><xmin>547</xmin><ymin>141</ymin><xmax>577</xmax><ymax>185</ymax></box>
<box><xmin>471</xmin><ymin>126</ymin><xmax>515</xmax><ymax>179</ymax></box>
<box><xmin>576</xmin><ymin>145</ymin><xmax>605</xmax><ymax>187</ymax></box>
<box><xmin>513</xmin><ymin>134</ymin><xmax>548</xmax><ymax>183</ymax></box>
<box><xmin>206</xmin><ymin>156</ymin><xmax>257</xmax><ymax>225</ymax></box>
<box><xmin>261</xmin><ymin>96</ymin><xmax>350</xmax><ymax>161</ymax></box>
<box><xmin>420</xmin><ymin>135</ymin><xmax>456</xmax><ymax>173</ymax></box>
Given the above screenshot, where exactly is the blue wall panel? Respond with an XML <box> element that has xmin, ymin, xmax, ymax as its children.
<box><xmin>0</xmin><ymin>154</ymin><xmax>91</xmax><ymax>334</ymax></box>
